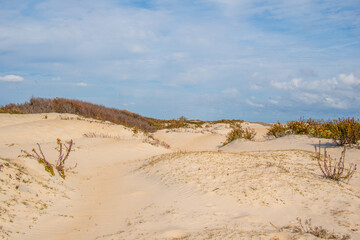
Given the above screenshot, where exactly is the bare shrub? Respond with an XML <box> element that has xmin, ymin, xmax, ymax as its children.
<box><xmin>19</xmin><ymin>144</ymin><xmax>55</xmax><ymax>176</ymax></box>
<box><xmin>271</xmin><ymin>218</ymin><xmax>350</xmax><ymax>239</ymax></box>
<box><xmin>315</xmin><ymin>142</ymin><xmax>357</xmax><ymax>183</ymax></box>
<box><xmin>19</xmin><ymin>139</ymin><xmax>75</xmax><ymax>179</ymax></box>
<box><xmin>55</xmin><ymin>139</ymin><xmax>75</xmax><ymax>179</ymax></box>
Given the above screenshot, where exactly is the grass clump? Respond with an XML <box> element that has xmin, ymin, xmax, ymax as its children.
<box><xmin>19</xmin><ymin>139</ymin><xmax>75</xmax><ymax>179</ymax></box>
<box><xmin>315</xmin><ymin>142</ymin><xmax>357</xmax><ymax>183</ymax></box>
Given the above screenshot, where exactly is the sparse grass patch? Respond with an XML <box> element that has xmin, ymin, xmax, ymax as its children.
<box><xmin>83</xmin><ymin>132</ymin><xmax>122</xmax><ymax>140</ymax></box>
<box><xmin>271</xmin><ymin>218</ymin><xmax>350</xmax><ymax>239</ymax></box>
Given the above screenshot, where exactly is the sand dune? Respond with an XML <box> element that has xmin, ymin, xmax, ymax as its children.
<box><xmin>0</xmin><ymin>113</ymin><xmax>359</xmax><ymax>239</ymax></box>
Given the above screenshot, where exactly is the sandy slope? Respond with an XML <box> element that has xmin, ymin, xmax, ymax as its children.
<box><xmin>0</xmin><ymin>113</ymin><xmax>359</xmax><ymax>239</ymax></box>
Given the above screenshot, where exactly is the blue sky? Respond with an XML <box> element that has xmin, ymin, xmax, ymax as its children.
<box><xmin>0</xmin><ymin>0</ymin><xmax>359</xmax><ymax>122</ymax></box>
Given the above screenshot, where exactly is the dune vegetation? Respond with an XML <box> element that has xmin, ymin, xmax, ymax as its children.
<box><xmin>267</xmin><ymin>118</ymin><xmax>360</xmax><ymax>146</ymax></box>
<box><xmin>0</xmin><ymin>97</ymin><xmax>244</xmax><ymax>132</ymax></box>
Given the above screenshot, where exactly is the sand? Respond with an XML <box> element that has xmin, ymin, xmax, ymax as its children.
<box><xmin>0</xmin><ymin>113</ymin><xmax>359</xmax><ymax>239</ymax></box>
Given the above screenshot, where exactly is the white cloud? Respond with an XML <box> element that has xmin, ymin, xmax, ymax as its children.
<box><xmin>129</xmin><ymin>44</ymin><xmax>149</xmax><ymax>53</ymax></box>
<box><xmin>323</xmin><ymin>97</ymin><xmax>348</xmax><ymax>109</ymax></box>
<box><xmin>170</xmin><ymin>52</ymin><xmax>186</xmax><ymax>60</ymax></box>
<box><xmin>339</xmin><ymin>73</ymin><xmax>360</xmax><ymax>85</ymax></box>
<box><xmin>52</xmin><ymin>76</ymin><xmax>61</xmax><ymax>81</ymax></box>
<box><xmin>75</xmin><ymin>82</ymin><xmax>88</xmax><ymax>87</ymax></box>
<box><xmin>221</xmin><ymin>88</ymin><xmax>239</xmax><ymax>98</ymax></box>
<box><xmin>268</xmin><ymin>99</ymin><xmax>278</xmax><ymax>105</ymax></box>
<box><xmin>246</xmin><ymin>99</ymin><xmax>264</xmax><ymax>108</ymax></box>
<box><xmin>272</xmin><ymin>73</ymin><xmax>358</xmax><ymax>92</ymax></box>
<box><xmin>271</xmin><ymin>78</ymin><xmax>302</xmax><ymax>90</ymax></box>
<box><xmin>250</xmin><ymin>84</ymin><xmax>261</xmax><ymax>90</ymax></box>
<box><xmin>0</xmin><ymin>74</ymin><xmax>24</xmax><ymax>82</ymax></box>
<box><xmin>294</xmin><ymin>92</ymin><xmax>321</xmax><ymax>105</ymax></box>
<box><xmin>271</xmin><ymin>72</ymin><xmax>359</xmax><ymax>110</ymax></box>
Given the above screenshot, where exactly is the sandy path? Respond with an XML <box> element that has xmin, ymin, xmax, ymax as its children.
<box><xmin>22</xmin><ymin>142</ymin><xmax>246</xmax><ymax>240</ymax></box>
<box><xmin>19</xmin><ymin>138</ymin><xmax>171</xmax><ymax>239</ymax></box>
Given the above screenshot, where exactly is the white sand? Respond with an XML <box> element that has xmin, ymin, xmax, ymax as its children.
<box><xmin>0</xmin><ymin>113</ymin><xmax>359</xmax><ymax>239</ymax></box>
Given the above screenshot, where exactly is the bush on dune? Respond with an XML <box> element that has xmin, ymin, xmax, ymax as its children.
<box><xmin>222</xmin><ymin>124</ymin><xmax>256</xmax><ymax>146</ymax></box>
<box><xmin>328</xmin><ymin>117</ymin><xmax>360</xmax><ymax>146</ymax></box>
<box><xmin>267</xmin><ymin>118</ymin><xmax>360</xmax><ymax>146</ymax></box>
<box><xmin>267</xmin><ymin>121</ymin><xmax>289</xmax><ymax>138</ymax></box>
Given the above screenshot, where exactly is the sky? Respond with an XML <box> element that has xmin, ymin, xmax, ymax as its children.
<box><xmin>0</xmin><ymin>0</ymin><xmax>359</xmax><ymax>122</ymax></box>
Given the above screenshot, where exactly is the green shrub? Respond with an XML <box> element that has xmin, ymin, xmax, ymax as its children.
<box><xmin>308</xmin><ymin>120</ymin><xmax>332</xmax><ymax>139</ymax></box>
<box><xmin>328</xmin><ymin>117</ymin><xmax>360</xmax><ymax>146</ymax></box>
<box><xmin>288</xmin><ymin>119</ymin><xmax>310</xmax><ymax>135</ymax></box>
<box><xmin>222</xmin><ymin>126</ymin><xmax>256</xmax><ymax>145</ymax></box>
<box><xmin>268</xmin><ymin>118</ymin><xmax>360</xmax><ymax>146</ymax></box>
<box><xmin>267</xmin><ymin>121</ymin><xmax>289</xmax><ymax>138</ymax></box>
<box><xmin>223</xmin><ymin>128</ymin><xmax>244</xmax><ymax>146</ymax></box>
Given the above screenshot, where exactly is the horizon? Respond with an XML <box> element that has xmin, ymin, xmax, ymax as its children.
<box><xmin>0</xmin><ymin>1</ymin><xmax>359</xmax><ymax>122</ymax></box>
